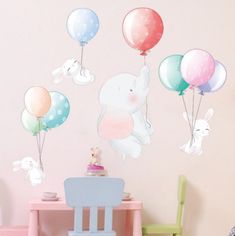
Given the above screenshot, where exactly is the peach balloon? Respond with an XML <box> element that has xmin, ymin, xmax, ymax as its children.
<box><xmin>24</xmin><ymin>87</ymin><xmax>51</xmax><ymax>118</ymax></box>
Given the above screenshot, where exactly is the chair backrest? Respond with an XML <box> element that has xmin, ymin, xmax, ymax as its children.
<box><xmin>176</xmin><ymin>175</ymin><xmax>187</xmax><ymax>225</ymax></box>
<box><xmin>64</xmin><ymin>177</ymin><xmax>124</xmax><ymax>234</ymax></box>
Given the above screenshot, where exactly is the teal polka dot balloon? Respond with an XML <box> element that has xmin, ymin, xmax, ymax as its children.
<box><xmin>43</xmin><ymin>91</ymin><xmax>70</xmax><ymax>129</ymax></box>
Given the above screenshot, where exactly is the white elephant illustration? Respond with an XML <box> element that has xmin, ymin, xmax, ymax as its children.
<box><xmin>52</xmin><ymin>58</ymin><xmax>94</xmax><ymax>85</ymax></box>
<box><xmin>180</xmin><ymin>108</ymin><xmax>214</xmax><ymax>155</ymax></box>
<box><xmin>98</xmin><ymin>66</ymin><xmax>153</xmax><ymax>158</ymax></box>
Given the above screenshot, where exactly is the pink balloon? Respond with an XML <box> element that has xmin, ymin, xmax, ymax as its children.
<box><xmin>24</xmin><ymin>87</ymin><xmax>51</xmax><ymax>118</ymax></box>
<box><xmin>181</xmin><ymin>49</ymin><xmax>215</xmax><ymax>87</ymax></box>
<box><xmin>122</xmin><ymin>8</ymin><xmax>164</xmax><ymax>56</ymax></box>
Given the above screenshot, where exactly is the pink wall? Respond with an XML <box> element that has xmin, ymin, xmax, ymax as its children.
<box><xmin>0</xmin><ymin>0</ymin><xmax>235</xmax><ymax>235</ymax></box>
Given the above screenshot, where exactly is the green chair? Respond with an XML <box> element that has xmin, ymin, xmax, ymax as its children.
<box><xmin>142</xmin><ymin>176</ymin><xmax>187</xmax><ymax>236</ymax></box>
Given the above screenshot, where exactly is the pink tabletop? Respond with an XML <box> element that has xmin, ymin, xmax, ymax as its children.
<box><xmin>29</xmin><ymin>199</ymin><xmax>143</xmax><ymax>211</ymax></box>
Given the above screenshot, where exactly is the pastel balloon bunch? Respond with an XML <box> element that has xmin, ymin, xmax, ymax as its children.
<box><xmin>22</xmin><ymin>87</ymin><xmax>70</xmax><ymax>170</ymax></box>
<box><xmin>159</xmin><ymin>49</ymin><xmax>226</xmax><ymax>95</ymax></box>
<box><xmin>159</xmin><ymin>49</ymin><xmax>226</xmax><ymax>149</ymax></box>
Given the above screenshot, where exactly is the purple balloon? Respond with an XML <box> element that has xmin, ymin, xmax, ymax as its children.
<box><xmin>199</xmin><ymin>61</ymin><xmax>226</xmax><ymax>93</ymax></box>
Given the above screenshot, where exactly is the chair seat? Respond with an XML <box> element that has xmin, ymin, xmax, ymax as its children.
<box><xmin>142</xmin><ymin>223</ymin><xmax>182</xmax><ymax>234</ymax></box>
<box><xmin>69</xmin><ymin>231</ymin><xmax>116</xmax><ymax>236</ymax></box>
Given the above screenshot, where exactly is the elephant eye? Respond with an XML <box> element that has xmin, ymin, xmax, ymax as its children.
<box><xmin>205</xmin><ymin>128</ymin><xmax>209</xmax><ymax>130</ymax></box>
<box><xmin>130</xmin><ymin>89</ymin><xmax>133</xmax><ymax>92</ymax></box>
<box><xmin>196</xmin><ymin>129</ymin><xmax>200</xmax><ymax>131</ymax></box>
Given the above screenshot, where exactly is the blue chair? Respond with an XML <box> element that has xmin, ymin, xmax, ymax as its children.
<box><xmin>64</xmin><ymin>177</ymin><xmax>124</xmax><ymax>236</ymax></box>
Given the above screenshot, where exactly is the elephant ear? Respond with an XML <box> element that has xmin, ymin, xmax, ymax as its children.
<box><xmin>98</xmin><ymin>109</ymin><xmax>134</xmax><ymax>139</ymax></box>
<box><xmin>204</xmin><ymin>108</ymin><xmax>214</xmax><ymax>121</ymax></box>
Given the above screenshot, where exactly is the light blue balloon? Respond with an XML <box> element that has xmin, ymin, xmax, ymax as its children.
<box><xmin>67</xmin><ymin>8</ymin><xmax>99</xmax><ymax>46</ymax></box>
<box><xmin>43</xmin><ymin>92</ymin><xmax>70</xmax><ymax>129</ymax></box>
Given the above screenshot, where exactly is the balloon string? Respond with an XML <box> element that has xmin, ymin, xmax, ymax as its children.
<box><xmin>36</xmin><ymin>133</ymin><xmax>43</xmax><ymax>170</ymax></box>
<box><xmin>144</xmin><ymin>56</ymin><xmax>146</xmax><ymax>65</ymax></box>
<box><xmin>190</xmin><ymin>88</ymin><xmax>195</xmax><ymax>145</ymax></box>
<box><xmin>145</xmin><ymin>97</ymin><xmax>151</xmax><ymax>128</ymax></box>
<box><xmin>181</xmin><ymin>95</ymin><xmax>192</xmax><ymax>134</ymax></box>
<box><xmin>80</xmin><ymin>45</ymin><xmax>84</xmax><ymax>76</ymax></box>
<box><xmin>36</xmin><ymin>134</ymin><xmax>40</xmax><ymax>157</ymax></box>
<box><xmin>192</xmin><ymin>88</ymin><xmax>195</xmax><ymax>126</ymax></box>
<box><xmin>192</xmin><ymin>94</ymin><xmax>203</xmax><ymax>132</ymax></box>
<box><xmin>40</xmin><ymin>132</ymin><xmax>47</xmax><ymax>162</ymax></box>
<box><xmin>37</xmin><ymin>118</ymin><xmax>44</xmax><ymax>171</ymax></box>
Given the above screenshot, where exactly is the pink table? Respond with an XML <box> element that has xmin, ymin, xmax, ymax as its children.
<box><xmin>28</xmin><ymin>199</ymin><xmax>142</xmax><ymax>236</ymax></box>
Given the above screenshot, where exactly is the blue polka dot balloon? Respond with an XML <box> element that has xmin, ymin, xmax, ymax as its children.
<box><xmin>67</xmin><ymin>8</ymin><xmax>99</xmax><ymax>46</ymax></box>
<box><xmin>43</xmin><ymin>92</ymin><xmax>70</xmax><ymax>129</ymax></box>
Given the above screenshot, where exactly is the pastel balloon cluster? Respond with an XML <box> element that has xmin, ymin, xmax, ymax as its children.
<box><xmin>22</xmin><ymin>87</ymin><xmax>70</xmax><ymax>135</ymax></box>
<box><xmin>159</xmin><ymin>49</ymin><xmax>227</xmax><ymax>95</ymax></box>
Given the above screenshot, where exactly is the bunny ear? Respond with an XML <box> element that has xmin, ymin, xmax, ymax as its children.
<box><xmin>183</xmin><ymin>112</ymin><xmax>193</xmax><ymax>123</ymax></box>
<box><xmin>204</xmin><ymin>108</ymin><xmax>214</xmax><ymax>121</ymax></box>
<box><xmin>52</xmin><ymin>67</ymin><xmax>64</xmax><ymax>84</ymax></box>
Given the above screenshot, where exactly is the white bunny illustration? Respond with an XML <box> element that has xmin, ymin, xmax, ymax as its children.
<box><xmin>180</xmin><ymin>108</ymin><xmax>214</xmax><ymax>155</ymax></box>
<box><xmin>12</xmin><ymin>157</ymin><xmax>45</xmax><ymax>186</ymax></box>
<box><xmin>52</xmin><ymin>58</ymin><xmax>94</xmax><ymax>85</ymax></box>
<box><xmin>98</xmin><ymin>66</ymin><xmax>153</xmax><ymax>158</ymax></box>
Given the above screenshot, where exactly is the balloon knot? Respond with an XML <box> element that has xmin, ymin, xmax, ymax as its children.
<box><xmin>179</xmin><ymin>91</ymin><xmax>184</xmax><ymax>96</ymax></box>
<box><xmin>80</xmin><ymin>41</ymin><xmax>87</xmax><ymax>47</ymax></box>
<box><xmin>140</xmin><ymin>51</ymin><xmax>147</xmax><ymax>56</ymax></box>
<box><xmin>199</xmin><ymin>90</ymin><xmax>205</xmax><ymax>96</ymax></box>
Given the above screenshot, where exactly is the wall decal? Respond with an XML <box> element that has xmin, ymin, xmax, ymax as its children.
<box><xmin>159</xmin><ymin>54</ymin><xmax>189</xmax><ymax>95</ymax></box>
<box><xmin>43</xmin><ymin>91</ymin><xmax>70</xmax><ymax>129</ymax></box>
<box><xmin>180</xmin><ymin>108</ymin><xmax>214</xmax><ymax>155</ymax></box>
<box><xmin>52</xmin><ymin>58</ymin><xmax>94</xmax><ymax>85</ymax></box>
<box><xmin>159</xmin><ymin>49</ymin><xmax>226</xmax><ymax>155</ymax></box>
<box><xmin>98</xmin><ymin>66</ymin><xmax>153</xmax><ymax>158</ymax></box>
<box><xmin>67</xmin><ymin>8</ymin><xmax>99</xmax><ymax>47</ymax></box>
<box><xmin>122</xmin><ymin>7</ymin><xmax>164</xmax><ymax>57</ymax></box>
<box><xmin>13</xmin><ymin>87</ymin><xmax>70</xmax><ymax>186</ymax></box>
<box><xmin>53</xmin><ymin>8</ymin><xmax>100</xmax><ymax>85</ymax></box>
<box><xmin>13</xmin><ymin>157</ymin><xmax>45</xmax><ymax>186</ymax></box>
<box><xmin>181</xmin><ymin>49</ymin><xmax>215</xmax><ymax>87</ymax></box>
<box><xmin>119</xmin><ymin>8</ymin><xmax>163</xmax><ymax>157</ymax></box>
<box><xmin>198</xmin><ymin>61</ymin><xmax>227</xmax><ymax>93</ymax></box>
<box><xmin>24</xmin><ymin>86</ymin><xmax>51</xmax><ymax>118</ymax></box>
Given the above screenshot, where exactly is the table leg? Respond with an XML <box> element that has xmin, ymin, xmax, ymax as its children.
<box><xmin>125</xmin><ymin>210</ymin><xmax>132</xmax><ymax>236</ymax></box>
<box><xmin>28</xmin><ymin>210</ymin><xmax>39</xmax><ymax>236</ymax></box>
<box><xmin>132</xmin><ymin>209</ymin><xmax>142</xmax><ymax>236</ymax></box>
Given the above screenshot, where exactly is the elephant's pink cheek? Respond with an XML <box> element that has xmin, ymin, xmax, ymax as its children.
<box><xmin>128</xmin><ymin>94</ymin><xmax>139</xmax><ymax>104</ymax></box>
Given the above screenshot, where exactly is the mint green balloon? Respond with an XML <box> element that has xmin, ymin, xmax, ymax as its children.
<box><xmin>159</xmin><ymin>55</ymin><xmax>189</xmax><ymax>94</ymax></box>
<box><xmin>21</xmin><ymin>109</ymin><xmax>47</xmax><ymax>135</ymax></box>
